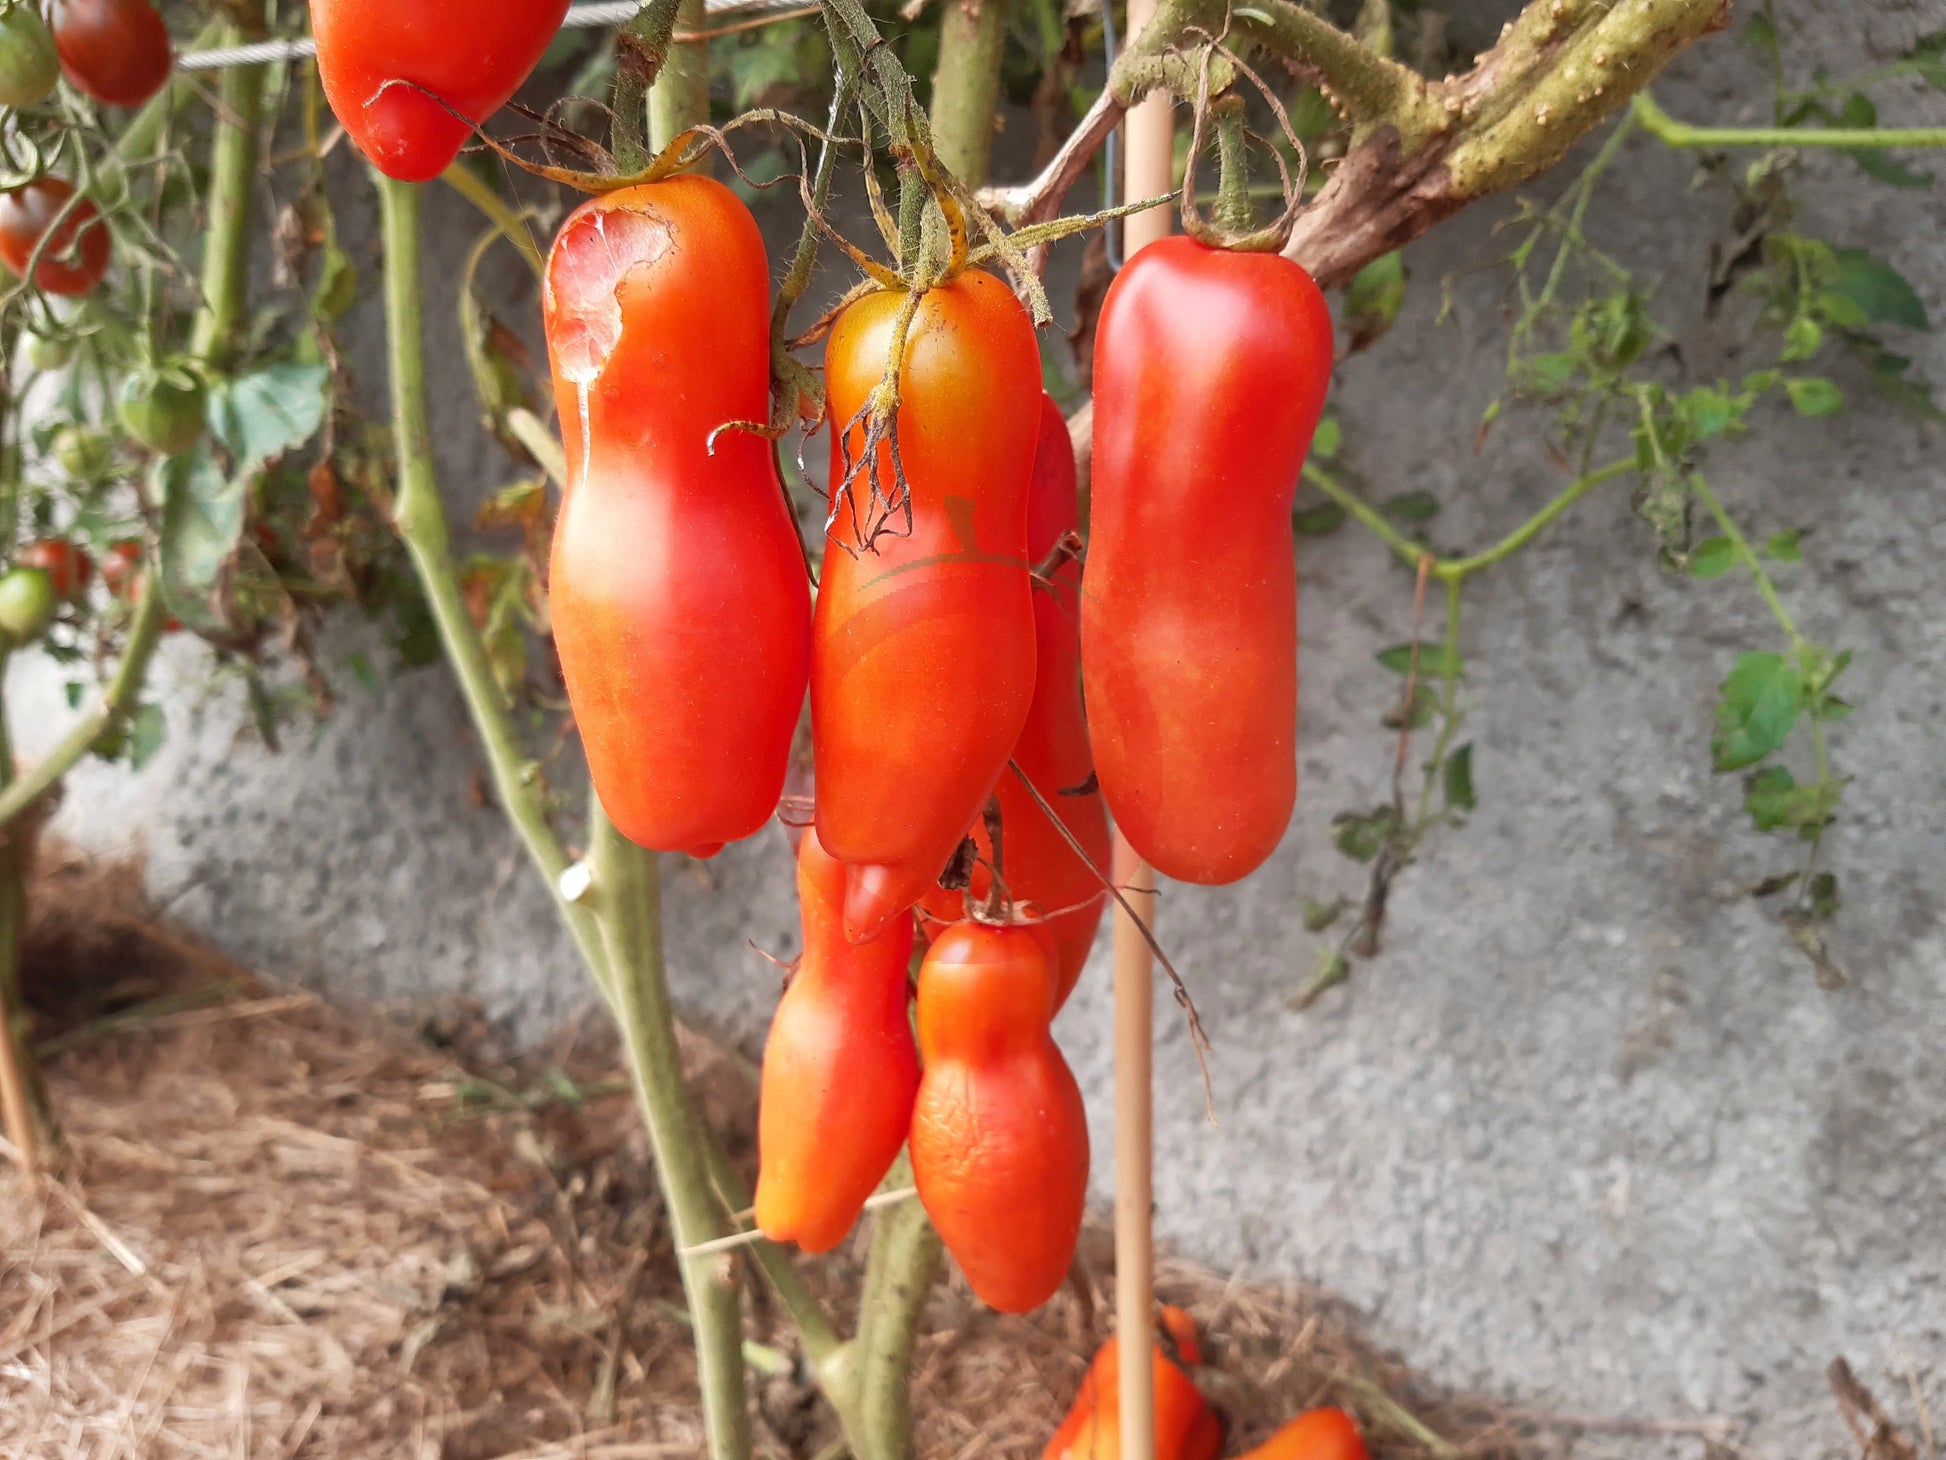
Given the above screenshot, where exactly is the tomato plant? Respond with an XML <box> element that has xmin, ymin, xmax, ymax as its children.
<box><xmin>311</xmin><ymin>0</ymin><xmax>572</xmax><ymax>182</ymax></box>
<box><xmin>18</xmin><ymin>538</ymin><xmax>91</xmax><ymax>600</ymax></box>
<box><xmin>46</xmin><ymin>0</ymin><xmax>170</xmax><ymax>107</ymax></box>
<box><xmin>117</xmin><ymin>360</ymin><xmax>206</xmax><ymax>456</ymax></box>
<box><xmin>0</xmin><ymin>176</ymin><xmax>109</xmax><ymax>296</ymax></box>
<box><xmin>753</xmin><ymin>826</ymin><xmax>918</xmax><ymax>1253</ymax></box>
<box><xmin>908</xmin><ymin>917</ymin><xmax>1088</xmax><ymax>1313</ymax></box>
<box><xmin>1084</xmin><ymin>236</ymin><xmax>1334</xmax><ymax>886</ymax></box>
<box><xmin>812</xmin><ymin>269</ymin><xmax>1043</xmax><ymax>942</ymax></box>
<box><xmin>544</xmin><ymin>175</ymin><xmax>812</xmax><ymax>857</ymax></box>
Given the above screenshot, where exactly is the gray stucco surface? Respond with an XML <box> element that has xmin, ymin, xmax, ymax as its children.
<box><xmin>12</xmin><ymin>3</ymin><xmax>1945</xmax><ymax>1454</ymax></box>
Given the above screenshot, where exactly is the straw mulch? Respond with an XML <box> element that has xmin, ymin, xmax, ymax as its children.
<box><xmin>0</xmin><ymin>848</ymin><xmax>1804</xmax><ymax>1459</ymax></box>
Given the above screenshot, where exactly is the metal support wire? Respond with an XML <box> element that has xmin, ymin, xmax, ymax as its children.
<box><xmin>175</xmin><ymin>0</ymin><xmax>812</xmax><ymax>70</ymax></box>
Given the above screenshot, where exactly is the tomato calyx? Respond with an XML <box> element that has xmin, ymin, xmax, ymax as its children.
<box><xmin>1177</xmin><ymin>50</ymin><xmax>1312</xmax><ymax>255</ymax></box>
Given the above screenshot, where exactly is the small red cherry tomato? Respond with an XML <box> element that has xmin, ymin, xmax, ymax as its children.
<box><xmin>0</xmin><ymin>178</ymin><xmax>110</xmax><ymax>296</ymax></box>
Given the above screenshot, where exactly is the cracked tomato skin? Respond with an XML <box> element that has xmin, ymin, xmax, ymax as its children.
<box><xmin>1083</xmin><ymin>235</ymin><xmax>1333</xmax><ymax>886</ymax></box>
<box><xmin>918</xmin><ymin>393</ymin><xmax>1108</xmax><ymax>1006</ymax></box>
<box><xmin>1043</xmin><ymin>1326</ymin><xmax>1222</xmax><ymax>1460</ymax></box>
<box><xmin>0</xmin><ymin>178</ymin><xmax>109</xmax><ymax>297</ymax></box>
<box><xmin>909</xmin><ymin>918</ymin><xmax>1087</xmax><ymax>1314</ymax></box>
<box><xmin>48</xmin><ymin>0</ymin><xmax>170</xmax><ymax>108</ymax></box>
<box><xmin>754</xmin><ymin>826</ymin><xmax>918</xmax><ymax>1254</ymax></box>
<box><xmin>812</xmin><ymin>270</ymin><xmax>1041</xmax><ymax>943</ymax></box>
<box><xmin>311</xmin><ymin>0</ymin><xmax>570</xmax><ymax>182</ymax></box>
<box><xmin>544</xmin><ymin>176</ymin><xmax>811</xmax><ymax>857</ymax></box>
<box><xmin>1235</xmin><ymin>1408</ymin><xmax>1368</xmax><ymax>1460</ymax></box>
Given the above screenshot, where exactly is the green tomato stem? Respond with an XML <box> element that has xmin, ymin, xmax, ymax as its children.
<box><xmin>1633</xmin><ymin>90</ymin><xmax>1946</xmax><ymax>150</ymax></box>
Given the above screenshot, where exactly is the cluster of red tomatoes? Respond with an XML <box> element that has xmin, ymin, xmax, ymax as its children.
<box><xmin>1044</xmin><ymin>1308</ymin><xmax>1370</xmax><ymax>1460</ymax></box>
<box><xmin>538</xmin><ymin>170</ymin><xmax>1333</xmax><ymax>1314</ymax></box>
<box><xmin>0</xmin><ymin>536</ymin><xmax>154</xmax><ymax>646</ymax></box>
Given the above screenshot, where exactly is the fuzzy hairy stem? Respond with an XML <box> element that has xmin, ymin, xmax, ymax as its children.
<box><xmin>930</xmin><ymin>0</ymin><xmax>1010</xmax><ymax>181</ymax></box>
<box><xmin>614</xmin><ymin>0</ymin><xmax>684</xmax><ymax>170</ymax></box>
<box><xmin>375</xmin><ymin>175</ymin><xmax>611</xmax><ymax>987</ymax></box>
<box><xmin>853</xmin><ymin>1154</ymin><xmax>943</xmax><ymax>1460</ymax></box>
<box><xmin>651</xmin><ymin>0</ymin><xmax>712</xmax><ymax>155</ymax></box>
<box><xmin>188</xmin><ymin>2</ymin><xmax>267</xmax><ymax>369</ymax></box>
<box><xmin>588</xmin><ymin>814</ymin><xmax>753</xmax><ymax>1460</ymax></box>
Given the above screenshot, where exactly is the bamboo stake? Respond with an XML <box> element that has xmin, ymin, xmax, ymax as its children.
<box><xmin>1114</xmin><ymin>15</ymin><xmax>1171</xmax><ymax>1455</ymax></box>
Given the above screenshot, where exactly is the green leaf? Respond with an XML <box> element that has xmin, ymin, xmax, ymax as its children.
<box><xmin>1301</xmin><ymin>896</ymin><xmax>1346</xmax><ymax>933</ymax></box>
<box><xmin>1381</xmin><ymin>490</ymin><xmax>1439</xmax><ymax>524</ymax></box>
<box><xmin>1848</xmin><ymin>147</ymin><xmax>1932</xmax><ymax>190</ymax></box>
<box><xmin>1292</xmin><ymin>501</ymin><xmax>1347</xmax><ymax>537</ymax></box>
<box><xmin>1741</xmin><ymin>11</ymin><xmax>1778</xmax><ymax>61</ymax></box>
<box><xmin>1383</xmin><ymin>683</ymin><xmax>1437</xmax><ymax>731</ymax></box>
<box><xmin>1830</xmin><ymin>248</ymin><xmax>1930</xmax><ymax>331</ymax></box>
<box><xmin>1743</xmin><ymin>765</ymin><xmax>1798</xmax><ymax>831</ymax></box>
<box><xmin>1782</xmin><ymin>315</ymin><xmax>1823</xmax><ymax>363</ymax></box>
<box><xmin>1765</xmin><ymin>527</ymin><xmax>1803</xmax><ymax>562</ymax></box>
<box><xmin>1785</xmin><ymin>377</ymin><xmax>1843</xmax><ymax>416</ymax></box>
<box><xmin>312</xmin><ymin>242</ymin><xmax>358</xmax><ymax>324</ymax></box>
<box><xmin>1808</xmin><ymin>871</ymin><xmax>1841</xmax><ymax>920</ymax></box>
<box><xmin>63</xmin><ymin>680</ymin><xmax>84</xmax><ymax>709</ymax></box>
<box><xmin>1443</xmin><ymin>741</ymin><xmax>1476</xmax><ymax>814</ymax></box>
<box><xmin>1688</xmin><ymin>536</ymin><xmax>1738</xmax><ymax>579</ymax></box>
<box><xmin>1344</xmin><ymin>251</ymin><xmax>1406</xmax><ymax>350</ymax></box>
<box><xmin>1712</xmin><ymin>651</ymin><xmax>1804</xmax><ymax>772</ymax></box>
<box><xmin>1331</xmin><ymin>806</ymin><xmax>1400</xmax><ymax>864</ymax></box>
<box><xmin>160</xmin><ymin>365</ymin><xmax>329</xmax><ymax>632</ymax></box>
<box><xmin>1376</xmin><ymin>642</ymin><xmax>1464</xmax><ymax>677</ymax></box>
<box><xmin>1311</xmin><ymin>415</ymin><xmax>1342</xmax><ymax>460</ymax></box>
<box><xmin>128</xmin><ymin>702</ymin><xmax>166</xmax><ymax>771</ymax></box>
<box><xmin>208</xmin><ymin>364</ymin><xmax>329</xmax><ymax>474</ymax></box>
<box><xmin>1518</xmin><ymin>351</ymin><xmax>1578</xmax><ymax>394</ymax></box>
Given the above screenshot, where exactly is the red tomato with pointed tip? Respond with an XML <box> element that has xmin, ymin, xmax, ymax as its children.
<box><xmin>0</xmin><ymin>178</ymin><xmax>109</xmax><ymax>296</ymax></box>
<box><xmin>311</xmin><ymin>0</ymin><xmax>571</xmax><ymax>182</ymax></box>
<box><xmin>754</xmin><ymin>826</ymin><xmax>918</xmax><ymax>1253</ymax></box>
<box><xmin>1235</xmin><ymin>1408</ymin><xmax>1368</xmax><ymax>1460</ymax></box>
<box><xmin>99</xmin><ymin>539</ymin><xmax>142</xmax><ymax>598</ymax></box>
<box><xmin>47</xmin><ymin>0</ymin><xmax>170</xmax><ymax>107</ymax></box>
<box><xmin>544</xmin><ymin>177</ymin><xmax>811</xmax><ymax>856</ymax></box>
<box><xmin>18</xmin><ymin>539</ymin><xmax>92</xmax><ymax>601</ymax></box>
<box><xmin>909</xmin><ymin>917</ymin><xmax>1087</xmax><ymax>1313</ymax></box>
<box><xmin>1043</xmin><ymin>1324</ymin><xmax>1223</xmax><ymax>1460</ymax></box>
<box><xmin>813</xmin><ymin>270</ymin><xmax>1041</xmax><ymax>943</ymax></box>
<box><xmin>1084</xmin><ymin>236</ymin><xmax>1333</xmax><ymax>885</ymax></box>
<box><xmin>918</xmin><ymin>393</ymin><xmax>1108</xmax><ymax>1006</ymax></box>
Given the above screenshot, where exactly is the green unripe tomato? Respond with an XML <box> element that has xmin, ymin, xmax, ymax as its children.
<box><xmin>51</xmin><ymin>423</ymin><xmax>113</xmax><ymax>479</ymax></box>
<box><xmin>118</xmin><ymin>360</ymin><xmax>207</xmax><ymax>456</ymax></box>
<box><xmin>0</xmin><ymin>2</ymin><xmax>60</xmax><ymax>109</ymax></box>
<box><xmin>0</xmin><ymin>566</ymin><xmax>58</xmax><ymax>645</ymax></box>
<box><xmin>25</xmin><ymin>331</ymin><xmax>75</xmax><ymax>370</ymax></box>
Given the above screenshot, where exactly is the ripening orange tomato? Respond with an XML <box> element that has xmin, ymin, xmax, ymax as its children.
<box><xmin>812</xmin><ymin>269</ymin><xmax>1042</xmax><ymax>943</ymax></box>
<box><xmin>1234</xmin><ymin>1407</ymin><xmax>1368</xmax><ymax>1460</ymax></box>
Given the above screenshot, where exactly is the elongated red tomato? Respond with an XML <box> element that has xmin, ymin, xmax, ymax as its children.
<box><xmin>754</xmin><ymin>826</ymin><xmax>919</xmax><ymax>1253</ymax></box>
<box><xmin>1084</xmin><ymin>236</ymin><xmax>1333</xmax><ymax>885</ymax></box>
<box><xmin>545</xmin><ymin>177</ymin><xmax>811</xmax><ymax>856</ymax></box>
<box><xmin>814</xmin><ymin>270</ymin><xmax>1041</xmax><ymax>942</ymax></box>
<box><xmin>0</xmin><ymin>178</ymin><xmax>109</xmax><ymax>296</ymax></box>
<box><xmin>909</xmin><ymin>918</ymin><xmax>1088</xmax><ymax>1313</ymax></box>
<box><xmin>311</xmin><ymin>0</ymin><xmax>570</xmax><ymax>182</ymax></box>
<box><xmin>47</xmin><ymin>0</ymin><xmax>170</xmax><ymax>108</ymax></box>
<box><xmin>918</xmin><ymin>394</ymin><xmax>1108</xmax><ymax>1005</ymax></box>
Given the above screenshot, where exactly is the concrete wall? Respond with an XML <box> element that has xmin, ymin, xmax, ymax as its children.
<box><xmin>14</xmin><ymin>2</ymin><xmax>1945</xmax><ymax>1454</ymax></box>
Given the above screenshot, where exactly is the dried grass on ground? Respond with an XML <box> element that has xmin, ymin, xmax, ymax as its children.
<box><xmin>3</xmin><ymin>847</ymin><xmax>1885</xmax><ymax>1460</ymax></box>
